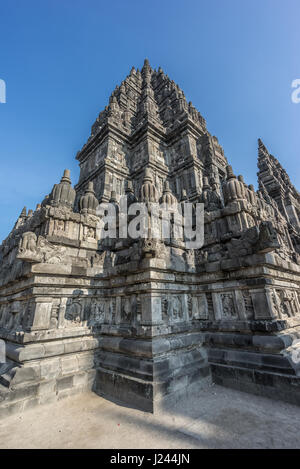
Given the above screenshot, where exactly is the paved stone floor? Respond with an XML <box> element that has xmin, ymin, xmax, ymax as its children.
<box><xmin>1</xmin><ymin>384</ymin><xmax>300</xmax><ymax>449</ymax></box>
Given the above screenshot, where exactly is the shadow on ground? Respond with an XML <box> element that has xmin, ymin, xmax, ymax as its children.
<box><xmin>0</xmin><ymin>384</ymin><xmax>300</xmax><ymax>449</ymax></box>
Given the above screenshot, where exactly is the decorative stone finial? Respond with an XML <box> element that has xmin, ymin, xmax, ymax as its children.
<box><xmin>60</xmin><ymin>169</ymin><xmax>71</xmax><ymax>184</ymax></box>
<box><xmin>226</xmin><ymin>165</ymin><xmax>236</xmax><ymax>180</ymax></box>
<box><xmin>203</xmin><ymin>177</ymin><xmax>210</xmax><ymax>189</ymax></box>
<box><xmin>141</xmin><ymin>168</ymin><xmax>157</xmax><ymax>202</ymax></box>
<box><xmin>41</xmin><ymin>194</ymin><xmax>50</xmax><ymax>207</ymax></box>
<box><xmin>20</xmin><ymin>206</ymin><xmax>27</xmax><ymax>218</ymax></box>
<box><xmin>247</xmin><ymin>184</ymin><xmax>257</xmax><ymax>205</ymax></box>
<box><xmin>161</xmin><ymin>180</ymin><xmax>176</xmax><ymax>206</ymax></box>
<box><xmin>125</xmin><ymin>180</ymin><xmax>136</xmax><ymax>208</ymax></box>
<box><xmin>181</xmin><ymin>189</ymin><xmax>188</xmax><ymax>201</ymax></box>
<box><xmin>142</xmin><ymin>59</ymin><xmax>151</xmax><ymax>83</ymax></box>
<box><xmin>80</xmin><ymin>181</ymin><xmax>99</xmax><ymax>215</ymax></box>
<box><xmin>14</xmin><ymin>206</ymin><xmax>27</xmax><ymax>229</ymax></box>
<box><xmin>223</xmin><ymin>166</ymin><xmax>247</xmax><ymax>205</ymax></box>
<box><xmin>49</xmin><ymin>169</ymin><xmax>76</xmax><ymax>210</ymax></box>
<box><xmin>143</xmin><ymin>168</ymin><xmax>153</xmax><ymax>182</ymax></box>
<box><xmin>164</xmin><ymin>180</ymin><xmax>170</xmax><ymax>191</ymax></box>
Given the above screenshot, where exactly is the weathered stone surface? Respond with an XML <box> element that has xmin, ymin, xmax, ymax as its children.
<box><xmin>0</xmin><ymin>59</ymin><xmax>300</xmax><ymax>416</ymax></box>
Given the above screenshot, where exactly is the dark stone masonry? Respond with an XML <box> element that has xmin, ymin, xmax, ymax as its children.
<box><xmin>1</xmin><ymin>59</ymin><xmax>300</xmax><ymax>416</ymax></box>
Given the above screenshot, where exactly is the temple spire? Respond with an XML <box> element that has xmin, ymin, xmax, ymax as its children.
<box><xmin>258</xmin><ymin>138</ymin><xmax>270</xmax><ymax>158</ymax></box>
<box><xmin>142</xmin><ymin>58</ymin><xmax>150</xmax><ymax>69</ymax></box>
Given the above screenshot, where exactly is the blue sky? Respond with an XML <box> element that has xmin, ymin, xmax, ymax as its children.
<box><xmin>0</xmin><ymin>0</ymin><xmax>299</xmax><ymax>242</ymax></box>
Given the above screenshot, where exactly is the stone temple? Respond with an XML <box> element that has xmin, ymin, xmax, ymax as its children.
<box><xmin>1</xmin><ymin>59</ymin><xmax>300</xmax><ymax>417</ymax></box>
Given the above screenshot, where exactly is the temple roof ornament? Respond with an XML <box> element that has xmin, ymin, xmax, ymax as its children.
<box><xmin>49</xmin><ymin>169</ymin><xmax>76</xmax><ymax>210</ymax></box>
<box><xmin>79</xmin><ymin>181</ymin><xmax>99</xmax><ymax>215</ymax></box>
<box><xmin>160</xmin><ymin>180</ymin><xmax>177</xmax><ymax>206</ymax></box>
<box><xmin>20</xmin><ymin>207</ymin><xmax>27</xmax><ymax>218</ymax></box>
<box><xmin>223</xmin><ymin>165</ymin><xmax>246</xmax><ymax>205</ymax></box>
<box><xmin>125</xmin><ymin>180</ymin><xmax>137</xmax><ymax>208</ymax></box>
<box><xmin>140</xmin><ymin>168</ymin><xmax>158</xmax><ymax>203</ymax></box>
<box><xmin>201</xmin><ymin>176</ymin><xmax>222</xmax><ymax>211</ymax></box>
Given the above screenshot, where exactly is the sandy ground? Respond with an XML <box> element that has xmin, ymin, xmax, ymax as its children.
<box><xmin>1</xmin><ymin>384</ymin><xmax>300</xmax><ymax>449</ymax></box>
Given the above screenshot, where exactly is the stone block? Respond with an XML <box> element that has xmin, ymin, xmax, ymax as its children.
<box><xmin>73</xmin><ymin>371</ymin><xmax>88</xmax><ymax>387</ymax></box>
<box><xmin>61</xmin><ymin>356</ymin><xmax>78</xmax><ymax>375</ymax></box>
<box><xmin>77</xmin><ymin>352</ymin><xmax>95</xmax><ymax>371</ymax></box>
<box><xmin>38</xmin><ymin>380</ymin><xmax>56</xmax><ymax>396</ymax></box>
<box><xmin>11</xmin><ymin>366</ymin><xmax>40</xmax><ymax>386</ymax></box>
<box><xmin>43</xmin><ymin>341</ymin><xmax>65</xmax><ymax>357</ymax></box>
<box><xmin>56</xmin><ymin>375</ymin><xmax>74</xmax><ymax>392</ymax></box>
<box><xmin>40</xmin><ymin>358</ymin><xmax>60</xmax><ymax>380</ymax></box>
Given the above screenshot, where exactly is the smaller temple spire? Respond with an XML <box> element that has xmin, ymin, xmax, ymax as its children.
<box><xmin>181</xmin><ymin>188</ymin><xmax>188</xmax><ymax>201</ymax></box>
<box><xmin>160</xmin><ymin>180</ymin><xmax>176</xmax><ymax>206</ymax></box>
<box><xmin>142</xmin><ymin>58</ymin><xmax>150</xmax><ymax>70</ymax></box>
<box><xmin>141</xmin><ymin>58</ymin><xmax>152</xmax><ymax>84</ymax></box>
<box><xmin>20</xmin><ymin>206</ymin><xmax>27</xmax><ymax>218</ymax></box>
<box><xmin>49</xmin><ymin>169</ymin><xmax>76</xmax><ymax>210</ymax></box>
<box><xmin>226</xmin><ymin>165</ymin><xmax>236</xmax><ymax>180</ymax></box>
<box><xmin>125</xmin><ymin>180</ymin><xmax>137</xmax><ymax>208</ymax></box>
<box><xmin>258</xmin><ymin>137</ymin><xmax>267</xmax><ymax>148</ymax></box>
<box><xmin>141</xmin><ymin>168</ymin><xmax>158</xmax><ymax>203</ymax></box>
<box><xmin>14</xmin><ymin>206</ymin><xmax>27</xmax><ymax>229</ymax></box>
<box><xmin>60</xmin><ymin>169</ymin><xmax>72</xmax><ymax>184</ymax></box>
<box><xmin>80</xmin><ymin>181</ymin><xmax>99</xmax><ymax>215</ymax></box>
<box><xmin>202</xmin><ymin>176</ymin><xmax>210</xmax><ymax>190</ymax></box>
<box><xmin>258</xmin><ymin>138</ymin><xmax>270</xmax><ymax>159</ymax></box>
<box><xmin>223</xmin><ymin>165</ymin><xmax>247</xmax><ymax>204</ymax></box>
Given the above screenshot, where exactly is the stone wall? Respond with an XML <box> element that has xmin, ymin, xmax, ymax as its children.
<box><xmin>1</xmin><ymin>60</ymin><xmax>300</xmax><ymax>417</ymax></box>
